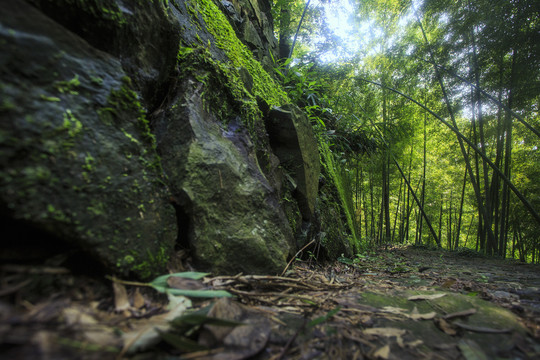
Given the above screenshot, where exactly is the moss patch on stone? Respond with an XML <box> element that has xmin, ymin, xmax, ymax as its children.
<box><xmin>181</xmin><ymin>0</ymin><xmax>288</xmax><ymax>116</ymax></box>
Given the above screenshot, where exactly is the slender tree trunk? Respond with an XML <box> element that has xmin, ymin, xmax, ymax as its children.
<box><xmin>490</xmin><ymin>57</ymin><xmax>505</xmax><ymax>258</ymax></box>
<box><xmin>438</xmin><ymin>195</ymin><xmax>443</xmax><ymax>246</ymax></box>
<box><xmin>418</xmin><ymin>109</ymin><xmax>427</xmax><ymax>245</ymax></box>
<box><xmin>455</xmin><ymin>164</ymin><xmax>468</xmax><ymax>249</ymax></box>
<box><xmin>355</xmin><ymin>157</ymin><xmax>362</xmax><ymax>241</ymax></box>
<box><xmin>512</xmin><ymin>226</ymin><xmax>516</xmax><ymax>259</ymax></box>
<box><xmin>288</xmin><ymin>0</ymin><xmax>311</xmax><ymax>59</ymax></box>
<box><xmin>392</xmin><ymin>177</ymin><xmax>403</xmax><ymax>243</ymax></box>
<box><xmin>370</xmin><ymin>171</ymin><xmax>376</xmax><ymax>242</ymax></box>
<box><xmin>447</xmin><ymin>190</ymin><xmax>453</xmax><ymax>249</ymax></box>
<box><xmin>403</xmin><ymin>145</ymin><xmax>414</xmax><ymax>243</ymax></box>
<box><xmin>464</xmin><ymin>214</ymin><xmax>475</xmax><ymax>248</ymax></box>
<box><xmin>499</xmin><ymin>49</ymin><xmax>516</xmax><ymax>258</ymax></box>
<box><xmin>471</xmin><ymin>24</ymin><xmax>496</xmax><ymax>255</ymax></box>
<box><xmin>361</xmin><ymin>168</ymin><xmax>369</xmax><ymax>242</ymax></box>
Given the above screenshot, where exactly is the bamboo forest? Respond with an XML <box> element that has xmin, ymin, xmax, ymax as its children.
<box><xmin>274</xmin><ymin>0</ymin><xmax>540</xmax><ymax>262</ymax></box>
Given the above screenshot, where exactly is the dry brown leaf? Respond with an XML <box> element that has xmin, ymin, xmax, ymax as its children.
<box><xmin>410</xmin><ymin>307</ymin><xmax>437</xmax><ymax>320</ymax></box>
<box><xmin>133</xmin><ymin>288</ymin><xmax>146</xmax><ymax>309</ymax></box>
<box><xmin>121</xmin><ymin>295</ymin><xmax>191</xmax><ymax>355</ymax></box>
<box><xmin>406</xmin><ymin>339</ymin><xmax>424</xmax><ymax>348</ymax></box>
<box><xmin>381</xmin><ymin>306</ymin><xmax>409</xmax><ymax>316</ymax></box>
<box><xmin>113</xmin><ymin>282</ymin><xmax>130</xmax><ymax>312</ymax></box>
<box><xmin>373</xmin><ymin>344</ymin><xmax>391</xmax><ymax>359</ymax></box>
<box><xmin>407</xmin><ymin>293</ymin><xmax>446</xmax><ymax>301</ymax></box>
<box><xmin>62</xmin><ymin>307</ymin><xmax>119</xmax><ymax>346</ymax></box>
<box><xmin>443</xmin><ymin>308</ymin><xmax>477</xmax><ymax>320</ymax></box>
<box><xmin>363</xmin><ymin>327</ymin><xmax>407</xmax><ymax>337</ymax></box>
<box><xmin>434</xmin><ymin>317</ymin><xmax>458</xmax><ymax>336</ymax></box>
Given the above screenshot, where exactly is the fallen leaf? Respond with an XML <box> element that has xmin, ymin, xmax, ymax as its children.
<box><xmin>133</xmin><ymin>288</ymin><xmax>145</xmax><ymax>309</ymax></box>
<box><xmin>406</xmin><ymin>339</ymin><xmax>424</xmax><ymax>348</ymax></box>
<box><xmin>410</xmin><ymin>307</ymin><xmax>437</xmax><ymax>320</ymax></box>
<box><xmin>167</xmin><ymin>277</ymin><xmax>206</xmax><ymax>290</ymax></box>
<box><xmin>443</xmin><ymin>308</ymin><xmax>477</xmax><ymax>320</ymax></box>
<box><xmin>373</xmin><ymin>344</ymin><xmax>390</xmax><ymax>359</ymax></box>
<box><xmin>407</xmin><ymin>293</ymin><xmax>446</xmax><ymax>301</ymax></box>
<box><xmin>381</xmin><ymin>306</ymin><xmax>409</xmax><ymax>316</ymax></box>
<box><xmin>454</xmin><ymin>322</ymin><xmax>512</xmax><ymax>334</ymax></box>
<box><xmin>62</xmin><ymin>307</ymin><xmax>119</xmax><ymax>347</ymax></box>
<box><xmin>113</xmin><ymin>282</ymin><xmax>130</xmax><ymax>312</ymax></box>
<box><xmin>363</xmin><ymin>327</ymin><xmax>407</xmax><ymax>337</ymax></box>
<box><xmin>121</xmin><ymin>295</ymin><xmax>191</xmax><ymax>354</ymax></box>
<box><xmin>434</xmin><ymin>317</ymin><xmax>458</xmax><ymax>336</ymax></box>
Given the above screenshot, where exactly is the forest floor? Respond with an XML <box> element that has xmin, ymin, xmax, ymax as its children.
<box><xmin>1</xmin><ymin>245</ymin><xmax>540</xmax><ymax>359</ymax></box>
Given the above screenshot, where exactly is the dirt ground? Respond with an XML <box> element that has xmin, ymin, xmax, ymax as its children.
<box><xmin>1</xmin><ymin>246</ymin><xmax>539</xmax><ymax>359</ymax></box>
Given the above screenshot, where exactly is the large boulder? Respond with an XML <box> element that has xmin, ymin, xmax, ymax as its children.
<box><xmin>1</xmin><ymin>0</ymin><xmax>318</xmax><ymax>278</ymax></box>
<box><xmin>265</xmin><ymin>105</ymin><xmax>320</xmax><ymax>222</ymax></box>
<box><xmin>0</xmin><ymin>1</ymin><xmax>176</xmax><ymax>278</ymax></box>
<box><xmin>155</xmin><ymin>79</ymin><xmax>294</xmax><ymax>275</ymax></box>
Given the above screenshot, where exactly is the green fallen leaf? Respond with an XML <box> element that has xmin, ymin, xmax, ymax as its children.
<box><xmin>149</xmin><ymin>272</ymin><xmax>231</xmax><ymax>298</ymax></box>
<box><xmin>160</xmin><ymin>288</ymin><xmax>232</xmax><ymax>298</ymax></box>
<box><xmin>308</xmin><ymin>306</ymin><xmax>341</xmax><ymax>328</ymax></box>
<box><xmin>338</xmin><ymin>257</ymin><xmax>354</xmax><ymax>265</ymax></box>
<box><xmin>150</xmin><ymin>272</ymin><xmax>211</xmax><ymax>288</ymax></box>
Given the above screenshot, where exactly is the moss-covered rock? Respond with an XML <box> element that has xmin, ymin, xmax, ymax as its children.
<box><xmin>155</xmin><ymin>79</ymin><xmax>294</xmax><ymax>274</ymax></box>
<box><xmin>1</xmin><ymin>0</ymin><xmax>323</xmax><ymax>278</ymax></box>
<box><xmin>265</xmin><ymin>105</ymin><xmax>320</xmax><ymax>221</ymax></box>
<box><xmin>0</xmin><ymin>1</ymin><xmax>176</xmax><ymax>279</ymax></box>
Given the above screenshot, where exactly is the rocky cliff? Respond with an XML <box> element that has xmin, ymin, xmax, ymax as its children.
<box><xmin>0</xmin><ymin>0</ymin><xmax>324</xmax><ymax>278</ymax></box>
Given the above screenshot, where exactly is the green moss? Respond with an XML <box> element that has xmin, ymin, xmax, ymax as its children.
<box><xmin>46</xmin><ymin>204</ymin><xmax>69</xmax><ymax>222</ymax></box>
<box><xmin>87</xmin><ymin>201</ymin><xmax>106</xmax><ymax>216</ymax></box>
<box><xmin>39</xmin><ymin>94</ymin><xmax>61</xmax><ymax>102</ymax></box>
<box><xmin>54</xmin><ymin>74</ymin><xmax>81</xmax><ymax>95</ymax></box>
<box><xmin>177</xmin><ymin>45</ymin><xmax>260</xmax><ymax>129</ymax></box>
<box><xmin>61</xmin><ymin>109</ymin><xmax>83</xmax><ymax>138</ymax></box>
<box><xmin>178</xmin><ymin>0</ymin><xmax>289</xmax><ymax>135</ymax></box>
<box><xmin>188</xmin><ymin>0</ymin><xmax>287</xmax><ymax>106</ymax></box>
<box><xmin>90</xmin><ymin>76</ymin><xmax>104</xmax><ymax>86</ymax></box>
<box><xmin>97</xmin><ymin>77</ymin><xmax>164</xmax><ymax>179</ymax></box>
<box><xmin>82</xmin><ymin>153</ymin><xmax>95</xmax><ymax>172</ymax></box>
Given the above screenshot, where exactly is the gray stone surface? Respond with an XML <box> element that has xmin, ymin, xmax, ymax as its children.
<box><xmin>155</xmin><ymin>80</ymin><xmax>294</xmax><ymax>274</ymax></box>
<box><xmin>0</xmin><ymin>1</ymin><xmax>176</xmax><ymax>278</ymax></box>
<box><xmin>266</xmin><ymin>105</ymin><xmax>320</xmax><ymax>221</ymax></box>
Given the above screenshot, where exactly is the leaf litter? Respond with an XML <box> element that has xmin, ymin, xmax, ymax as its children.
<box><xmin>1</xmin><ymin>246</ymin><xmax>539</xmax><ymax>359</ymax></box>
